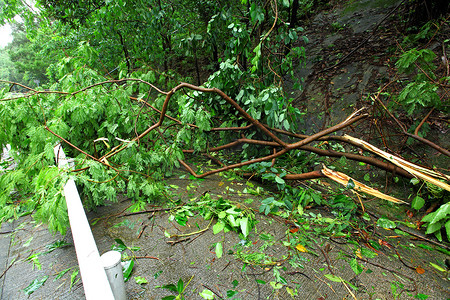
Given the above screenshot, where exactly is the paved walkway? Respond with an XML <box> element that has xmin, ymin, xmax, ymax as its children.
<box><xmin>1</xmin><ymin>173</ymin><xmax>449</xmax><ymax>299</ymax></box>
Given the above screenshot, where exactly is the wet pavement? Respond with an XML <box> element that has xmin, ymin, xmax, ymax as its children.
<box><xmin>1</xmin><ymin>171</ymin><xmax>449</xmax><ymax>300</ymax></box>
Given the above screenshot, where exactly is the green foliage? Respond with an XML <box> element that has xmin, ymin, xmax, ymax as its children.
<box><xmin>156</xmin><ymin>276</ymin><xmax>193</xmax><ymax>300</ymax></box>
<box><xmin>174</xmin><ymin>193</ymin><xmax>255</xmax><ymax>238</ymax></box>
<box><xmin>411</xmin><ymin>195</ymin><xmax>425</xmax><ymax>210</ymax></box>
<box><xmin>395</xmin><ymin>47</ymin><xmax>448</xmax><ymax>115</ymax></box>
<box><xmin>199</xmin><ymin>289</ymin><xmax>215</xmax><ymax>299</ymax></box>
<box><xmin>135</xmin><ymin>276</ymin><xmax>148</xmax><ymax>285</ymax></box>
<box><xmin>5</xmin><ymin>23</ymin><xmax>59</xmax><ymax>88</ymax></box>
<box><xmin>23</xmin><ymin>276</ymin><xmax>48</xmax><ymax>295</ymax></box>
<box><xmin>398</xmin><ymin>81</ymin><xmax>440</xmax><ymax>115</ymax></box>
<box><xmin>0</xmin><ymin>49</ymin><xmax>18</xmax><ymax>82</ymax></box>
<box><xmin>421</xmin><ymin>202</ymin><xmax>450</xmax><ymax>242</ymax></box>
<box><xmin>0</xmin><ymin>0</ymin><xmax>308</xmax><ymax>235</ymax></box>
<box><xmin>396</xmin><ymin>48</ymin><xmax>436</xmax><ymax>75</ymax></box>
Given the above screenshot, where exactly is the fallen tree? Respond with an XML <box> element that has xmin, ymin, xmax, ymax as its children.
<box><xmin>0</xmin><ymin>76</ymin><xmax>449</xmax><ymax>238</ymax></box>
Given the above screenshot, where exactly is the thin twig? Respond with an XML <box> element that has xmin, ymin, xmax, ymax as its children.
<box><xmin>119</xmin><ymin>207</ymin><xmax>172</xmax><ymax>217</ymax></box>
<box><xmin>166</xmin><ymin>237</ymin><xmax>190</xmax><ymax>245</ymax></box>
<box><xmin>137</xmin><ymin>224</ymin><xmax>148</xmax><ymax>239</ymax></box>
<box><xmin>0</xmin><ymin>255</ymin><xmax>19</xmax><ymax>279</ymax></box>
<box><xmin>134</xmin><ymin>255</ymin><xmax>159</xmax><ymax>260</ymax></box>
<box><xmin>201</xmin><ymin>283</ymin><xmax>224</xmax><ymax>299</ymax></box>
<box><xmin>169</xmin><ymin>219</ymin><xmax>213</xmax><ymax>238</ymax></box>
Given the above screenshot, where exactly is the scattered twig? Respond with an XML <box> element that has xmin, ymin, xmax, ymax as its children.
<box><xmin>201</xmin><ymin>283</ymin><xmax>224</xmax><ymax>299</ymax></box>
<box><xmin>137</xmin><ymin>224</ymin><xmax>148</xmax><ymax>239</ymax></box>
<box><xmin>313</xmin><ymin>274</ymin><xmax>337</xmax><ymax>294</ymax></box>
<box><xmin>286</xmin><ymin>271</ymin><xmax>313</xmax><ymax>281</ymax></box>
<box><xmin>414</xmin><ymin>108</ymin><xmax>434</xmax><ymax>136</ymax></box>
<box><xmin>312</xmin><ymin>239</ymin><xmax>334</xmax><ymax>275</ymax></box>
<box><xmin>0</xmin><ymin>255</ymin><xmax>19</xmax><ymax>279</ymax></box>
<box><xmin>166</xmin><ymin>237</ymin><xmax>190</xmax><ymax>245</ymax></box>
<box><xmin>119</xmin><ymin>207</ymin><xmax>172</xmax><ymax>217</ymax></box>
<box><xmin>395</xmin><ymin>250</ymin><xmax>416</xmax><ymax>271</ymax></box>
<box><xmin>134</xmin><ymin>255</ymin><xmax>159</xmax><ymax>260</ymax></box>
<box><xmin>372</xmin><ymin>71</ymin><xmax>449</xmax><ymax>157</ymax></box>
<box><xmin>186</xmin><ymin>229</ymin><xmax>208</xmax><ymax>245</ymax></box>
<box><xmin>169</xmin><ymin>219</ymin><xmax>213</xmax><ymax>238</ymax></box>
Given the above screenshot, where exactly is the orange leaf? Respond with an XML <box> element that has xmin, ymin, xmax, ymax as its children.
<box><xmin>378</xmin><ymin>239</ymin><xmax>393</xmax><ymax>249</ymax></box>
<box><xmin>355</xmin><ymin>248</ymin><xmax>362</xmax><ymax>259</ymax></box>
<box><xmin>289</xmin><ymin>227</ymin><xmax>299</xmax><ymax>233</ymax></box>
<box><xmin>296</xmin><ymin>244</ymin><xmax>308</xmax><ymax>252</ymax></box>
<box><xmin>416</xmin><ymin>266</ymin><xmax>425</xmax><ymax>274</ymax></box>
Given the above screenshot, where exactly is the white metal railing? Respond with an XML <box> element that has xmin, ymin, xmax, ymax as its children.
<box><xmin>54</xmin><ymin>144</ymin><xmax>115</xmax><ymax>300</ymax></box>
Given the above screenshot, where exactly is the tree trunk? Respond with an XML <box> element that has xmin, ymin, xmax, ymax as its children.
<box><xmin>289</xmin><ymin>0</ymin><xmax>299</xmax><ymax>28</ymax></box>
<box><xmin>117</xmin><ymin>31</ymin><xmax>131</xmax><ymax>74</ymax></box>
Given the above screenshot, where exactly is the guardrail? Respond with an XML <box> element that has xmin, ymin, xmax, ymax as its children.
<box><xmin>54</xmin><ymin>144</ymin><xmax>116</xmax><ymax>300</ymax></box>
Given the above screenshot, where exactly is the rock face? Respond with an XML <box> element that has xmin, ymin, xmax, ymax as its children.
<box><xmin>291</xmin><ymin>0</ymin><xmax>448</xmax><ymax>169</ymax></box>
<box><xmin>294</xmin><ymin>0</ymin><xmax>403</xmax><ymax>134</ymax></box>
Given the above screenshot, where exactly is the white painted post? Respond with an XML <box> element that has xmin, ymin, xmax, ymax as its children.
<box><xmin>101</xmin><ymin>251</ymin><xmax>127</xmax><ymax>300</ymax></box>
<box><xmin>54</xmin><ymin>144</ymin><xmax>115</xmax><ymax>300</ymax></box>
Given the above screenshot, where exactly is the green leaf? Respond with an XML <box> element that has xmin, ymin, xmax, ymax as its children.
<box><xmin>135</xmin><ymin>276</ymin><xmax>148</xmax><ymax>285</ymax></box>
<box><xmin>113</xmin><ymin>238</ymin><xmax>127</xmax><ymax>251</ymax></box>
<box><xmin>270</xmin><ymin>281</ymin><xmax>283</xmax><ymax>289</ymax></box>
<box><xmin>376</xmin><ymin>217</ymin><xmax>396</xmax><ymax>229</ymax></box>
<box><xmin>158</xmin><ymin>283</ymin><xmax>177</xmax><ymax>292</ymax></box>
<box><xmin>23</xmin><ymin>276</ymin><xmax>49</xmax><ymax>295</ymax></box>
<box><xmin>360</xmin><ymin>247</ymin><xmax>377</xmax><ymax>258</ymax></box>
<box><xmin>346</xmin><ymin>179</ymin><xmax>355</xmax><ymax>189</ymax></box>
<box><xmin>410</xmin><ymin>178</ymin><xmax>420</xmax><ymax>185</ymax></box>
<box><xmin>154</xmin><ymin>270</ymin><xmax>163</xmax><ymax>279</ymax></box>
<box><xmin>227</xmin><ymin>290</ymin><xmax>238</xmax><ymax>297</ymax></box>
<box><xmin>70</xmin><ymin>269</ymin><xmax>79</xmax><ymax>290</ymax></box>
<box><xmin>411</xmin><ymin>196</ymin><xmax>425</xmax><ymax>210</ymax></box>
<box><xmin>275</xmin><ymin>176</ymin><xmax>285</xmax><ymax>185</ymax></box>
<box><xmin>227</xmin><ymin>214</ymin><xmax>238</xmax><ymax>227</ymax></box>
<box><xmin>122</xmin><ymin>260</ymin><xmax>134</xmax><ymax>282</ymax></box>
<box><xmin>232</xmin><ymin>279</ymin><xmax>239</xmax><ymax>288</ymax></box>
<box><xmin>324</xmin><ymin>274</ymin><xmax>344</xmax><ymax>282</ymax></box>
<box><xmin>297</xmin><ymin>204</ymin><xmax>304</xmax><ymax>216</ymax></box>
<box><xmin>53</xmin><ymin>267</ymin><xmax>72</xmax><ymax>282</ymax></box>
<box><xmin>213</xmin><ymin>221</ymin><xmax>225</xmax><ymax>234</ymax></box>
<box><xmin>429</xmin><ymin>262</ymin><xmax>445</xmax><ymax>272</ymax></box>
<box><xmin>421</xmin><ymin>203</ymin><xmax>450</xmax><ymax>224</ymax></box>
<box><xmin>417</xmin><ymin>244</ymin><xmax>433</xmax><ymax>251</ymax></box>
<box><xmin>256</xmin><ymin>279</ymin><xmax>266</xmax><ymax>284</ymax></box>
<box><xmin>45</xmin><ymin>240</ymin><xmax>70</xmax><ymax>252</ymax></box>
<box><xmin>199</xmin><ymin>289</ymin><xmax>215</xmax><ymax>299</ymax></box>
<box><xmin>349</xmin><ymin>258</ymin><xmax>363</xmax><ymax>275</ymax></box>
<box><xmin>240</xmin><ymin>217</ymin><xmax>250</xmax><ymax>237</ymax></box>
<box><xmin>215</xmin><ymin>242</ymin><xmax>223</xmax><ymax>259</ymax></box>
<box><xmin>177</xmin><ymin>278</ymin><xmax>184</xmax><ymax>293</ymax></box>
<box><xmin>425</xmin><ymin>221</ymin><xmax>443</xmax><ymax>235</ymax></box>
<box><xmin>445</xmin><ymin>220</ymin><xmax>450</xmax><ymax>241</ymax></box>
